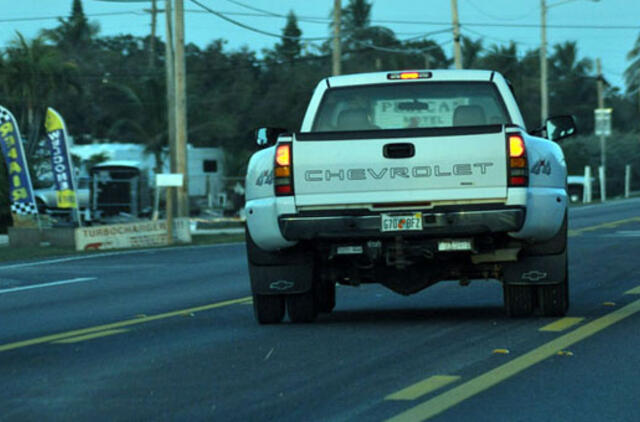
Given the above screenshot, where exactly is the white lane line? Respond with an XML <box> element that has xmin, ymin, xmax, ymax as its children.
<box><xmin>0</xmin><ymin>242</ymin><xmax>245</xmax><ymax>270</ymax></box>
<box><xmin>0</xmin><ymin>277</ymin><xmax>97</xmax><ymax>294</ymax></box>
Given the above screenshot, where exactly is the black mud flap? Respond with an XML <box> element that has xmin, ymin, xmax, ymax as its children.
<box><xmin>503</xmin><ymin>252</ymin><xmax>566</xmax><ymax>286</ymax></box>
<box><xmin>249</xmin><ymin>263</ymin><xmax>313</xmax><ymax>295</ymax></box>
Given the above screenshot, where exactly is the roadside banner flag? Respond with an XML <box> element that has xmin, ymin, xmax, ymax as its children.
<box><xmin>44</xmin><ymin>107</ymin><xmax>78</xmax><ymax>209</ymax></box>
<box><xmin>0</xmin><ymin>106</ymin><xmax>39</xmax><ymax>224</ymax></box>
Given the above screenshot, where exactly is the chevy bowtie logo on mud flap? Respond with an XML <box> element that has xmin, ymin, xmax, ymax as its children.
<box><xmin>521</xmin><ymin>270</ymin><xmax>548</xmax><ymax>281</ymax></box>
<box><xmin>270</xmin><ymin>280</ymin><xmax>295</xmax><ymax>290</ymax></box>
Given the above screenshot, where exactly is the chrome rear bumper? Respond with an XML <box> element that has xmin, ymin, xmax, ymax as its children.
<box><xmin>279</xmin><ymin>208</ymin><xmax>525</xmax><ymax>240</ymax></box>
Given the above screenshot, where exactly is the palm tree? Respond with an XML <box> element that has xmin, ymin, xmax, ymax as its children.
<box><xmin>106</xmin><ymin>76</ymin><xmax>168</xmax><ymax>173</ymax></box>
<box><xmin>461</xmin><ymin>36</ymin><xmax>483</xmax><ymax>69</ymax></box>
<box><xmin>549</xmin><ymin>42</ymin><xmax>596</xmax><ymax>131</ymax></box>
<box><xmin>624</xmin><ymin>33</ymin><xmax>640</xmax><ymax>97</ymax></box>
<box><xmin>480</xmin><ymin>42</ymin><xmax>520</xmax><ymax>78</ymax></box>
<box><xmin>41</xmin><ymin>0</ymin><xmax>99</xmax><ymax>66</ymax></box>
<box><xmin>2</xmin><ymin>32</ymin><xmax>78</xmax><ymax>155</ymax></box>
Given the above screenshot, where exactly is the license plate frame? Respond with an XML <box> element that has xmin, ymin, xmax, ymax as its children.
<box><xmin>380</xmin><ymin>212</ymin><xmax>423</xmax><ymax>232</ymax></box>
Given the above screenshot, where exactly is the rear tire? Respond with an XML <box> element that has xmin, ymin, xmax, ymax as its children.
<box><xmin>287</xmin><ymin>291</ymin><xmax>317</xmax><ymax>323</ymax></box>
<box><xmin>503</xmin><ymin>284</ymin><xmax>534</xmax><ymax>317</ymax></box>
<box><xmin>253</xmin><ymin>294</ymin><xmax>285</xmax><ymax>324</ymax></box>
<box><xmin>315</xmin><ymin>277</ymin><xmax>336</xmax><ymax>314</ymax></box>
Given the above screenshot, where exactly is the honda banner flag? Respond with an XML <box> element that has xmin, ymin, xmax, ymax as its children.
<box><xmin>44</xmin><ymin>107</ymin><xmax>78</xmax><ymax>209</ymax></box>
<box><xmin>0</xmin><ymin>106</ymin><xmax>39</xmax><ymax>223</ymax></box>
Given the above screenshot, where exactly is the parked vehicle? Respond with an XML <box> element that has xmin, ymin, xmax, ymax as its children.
<box><xmin>89</xmin><ymin>160</ymin><xmax>152</xmax><ymax>220</ymax></box>
<box><xmin>34</xmin><ymin>176</ymin><xmax>90</xmax><ymax>212</ymax></box>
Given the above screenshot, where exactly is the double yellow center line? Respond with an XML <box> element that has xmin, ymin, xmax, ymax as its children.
<box><xmin>386</xmin><ymin>296</ymin><xmax>640</xmax><ymax>421</ymax></box>
<box><xmin>0</xmin><ymin>296</ymin><xmax>252</xmax><ymax>352</ymax></box>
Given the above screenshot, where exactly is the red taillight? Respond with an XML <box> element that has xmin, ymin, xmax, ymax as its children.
<box><xmin>274</xmin><ymin>143</ymin><xmax>293</xmax><ymax>196</ymax></box>
<box><xmin>275</xmin><ymin>185</ymin><xmax>293</xmax><ymax>195</ymax></box>
<box><xmin>507</xmin><ymin>133</ymin><xmax>528</xmax><ymax>187</ymax></box>
<box><xmin>510</xmin><ymin>176</ymin><xmax>527</xmax><ymax>186</ymax></box>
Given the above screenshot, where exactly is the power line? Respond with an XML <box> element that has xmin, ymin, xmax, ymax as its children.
<box><xmin>189</xmin><ymin>0</ymin><xmax>330</xmax><ymax>41</ymax></box>
<box><xmin>462</xmin><ymin>0</ymin><xmax>537</xmax><ymax>21</ymax></box>
<box><xmin>360</xmin><ymin>19</ymin><xmax>640</xmax><ymax>30</ymax></box>
<box><xmin>352</xmin><ymin>39</ymin><xmax>453</xmax><ymax>55</ymax></box>
<box><xmin>461</xmin><ymin>27</ymin><xmax>536</xmax><ymax>47</ymax></box>
<box><xmin>0</xmin><ymin>11</ymin><xmax>144</xmax><ymax>23</ymax></box>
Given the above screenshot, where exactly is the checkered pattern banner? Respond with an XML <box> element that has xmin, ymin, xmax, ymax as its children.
<box><xmin>10</xmin><ymin>202</ymin><xmax>38</xmax><ymax>216</ymax></box>
<box><xmin>0</xmin><ymin>108</ymin><xmax>11</xmax><ymax>124</ymax></box>
<box><xmin>0</xmin><ymin>105</ymin><xmax>39</xmax><ymax>218</ymax></box>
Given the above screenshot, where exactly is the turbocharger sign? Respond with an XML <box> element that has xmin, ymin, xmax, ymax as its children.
<box><xmin>74</xmin><ymin>218</ymin><xmax>191</xmax><ymax>251</ymax></box>
<box><xmin>0</xmin><ymin>106</ymin><xmax>38</xmax><ymax>221</ymax></box>
<box><xmin>44</xmin><ymin>107</ymin><xmax>77</xmax><ymax>208</ymax></box>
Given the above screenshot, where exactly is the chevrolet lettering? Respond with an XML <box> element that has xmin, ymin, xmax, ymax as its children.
<box><xmin>304</xmin><ymin>162</ymin><xmax>493</xmax><ymax>182</ymax></box>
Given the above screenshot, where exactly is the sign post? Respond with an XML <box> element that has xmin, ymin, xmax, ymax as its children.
<box><xmin>594</xmin><ymin>108</ymin><xmax>612</xmax><ymax>202</ymax></box>
<box><xmin>156</xmin><ymin>173</ymin><xmax>184</xmax><ymax>244</ymax></box>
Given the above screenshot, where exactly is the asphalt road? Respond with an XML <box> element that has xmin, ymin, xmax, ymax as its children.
<box><xmin>1</xmin><ymin>199</ymin><xmax>640</xmax><ymax>421</ymax></box>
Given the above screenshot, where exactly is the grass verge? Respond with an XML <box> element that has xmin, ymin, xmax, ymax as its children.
<box><xmin>0</xmin><ymin>233</ymin><xmax>245</xmax><ymax>264</ymax></box>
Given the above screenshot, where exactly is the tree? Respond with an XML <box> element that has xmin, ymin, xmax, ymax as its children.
<box><xmin>41</xmin><ymin>0</ymin><xmax>101</xmax><ymax>142</ymax></box>
<box><xmin>343</xmin><ymin>0</ymin><xmax>372</xmax><ymax>38</ymax></box>
<box><xmin>41</xmin><ymin>0</ymin><xmax>99</xmax><ymax>65</ymax></box>
<box><xmin>625</xmin><ymin>32</ymin><xmax>640</xmax><ymax>95</ymax></box>
<box><xmin>274</xmin><ymin>11</ymin><xmax>302</xmax><ymax>64</ymax></box>
<box><xmin>2</xmin><ymin>33</ymin><xmax>78</xmax><ymax>155</ymax></box>
<box><xmin>548</xmin><ymin>42</ymin><xmax>596</xmax><ymax>132</ymax></box>
<box><xmin>106</xmin><ymin>75</ymin><xmax>168</xmax><ymax>173</ymax></box>
<box><xmin>461</xmin><ymin>36</ymin><xmax>483</xmax><ymax>69</ymax></box>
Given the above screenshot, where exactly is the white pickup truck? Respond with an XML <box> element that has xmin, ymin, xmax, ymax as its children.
<box><xmin>245</xmin><ymin>70</ymin><xmax>576</xmax><ymax>324</ymax></box>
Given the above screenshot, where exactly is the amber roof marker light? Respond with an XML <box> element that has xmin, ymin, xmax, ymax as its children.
<box><xmin>387</xmin><ymin>71</ymin><xmax>433</xmax><ymax>80</ymax></box>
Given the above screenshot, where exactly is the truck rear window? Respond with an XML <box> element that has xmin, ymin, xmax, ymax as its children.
<box><xmin>311</xmin><ymin>82</ymin><xmax>510</xmax><ymax>132</ymax></box>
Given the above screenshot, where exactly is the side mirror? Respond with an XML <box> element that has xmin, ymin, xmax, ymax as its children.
<box><xmin>545</xmin><ymin>115</ymin><xmax>577</xmax><ymax>142</ymax></box>
<box><xmin>255</xmin><ymin>127</ymin><xmax>287</xmax><ymax>147</ymax></box>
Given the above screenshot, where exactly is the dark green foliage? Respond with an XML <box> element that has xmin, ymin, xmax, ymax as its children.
<box><xmin>561</xmin><ymin>132</ymin><xmax>640</xmax><ymax>197</ymax></box>
<box><xmin>273</xmin><ymin>11</ymin><xmax>302</xmax><ymax>64</ymax></box>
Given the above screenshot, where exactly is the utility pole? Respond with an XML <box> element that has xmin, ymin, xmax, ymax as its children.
<box><xmin>174</xmin><ymin>0</ymin><xmax>189</xmax><ymax>217</ymax></box>
<box><xmin>148</xmin><ymin>0</ymin><xmax>157</xmax><ymax>69</ymax></box>
<box><xmin>540</xmin><ymin>0</ymin><xmax>549</xmax><ymax>123</ymax></box>
<box><xmin>424</xmin><ymin>53</ymin><xmax>431</xmax><ymax>69</ymax></box>
<box><xmin>450</xmin><ymin>0</ymin><xmax>462</xmax><ymax>69</ymax></box>
<box><xmin>332</xmin><ymin>0</ymin><xmax>341</xmax><ymax>76</ymax></box>
<box><xmin>596</xmin><ymin>58</ymin><xmax>606</xmax><ymax>201</ymax></box>
<box><xmin>164</xmin><ymin>0</ymin><xmax>176</xmax><ymax>227</ymax></box>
